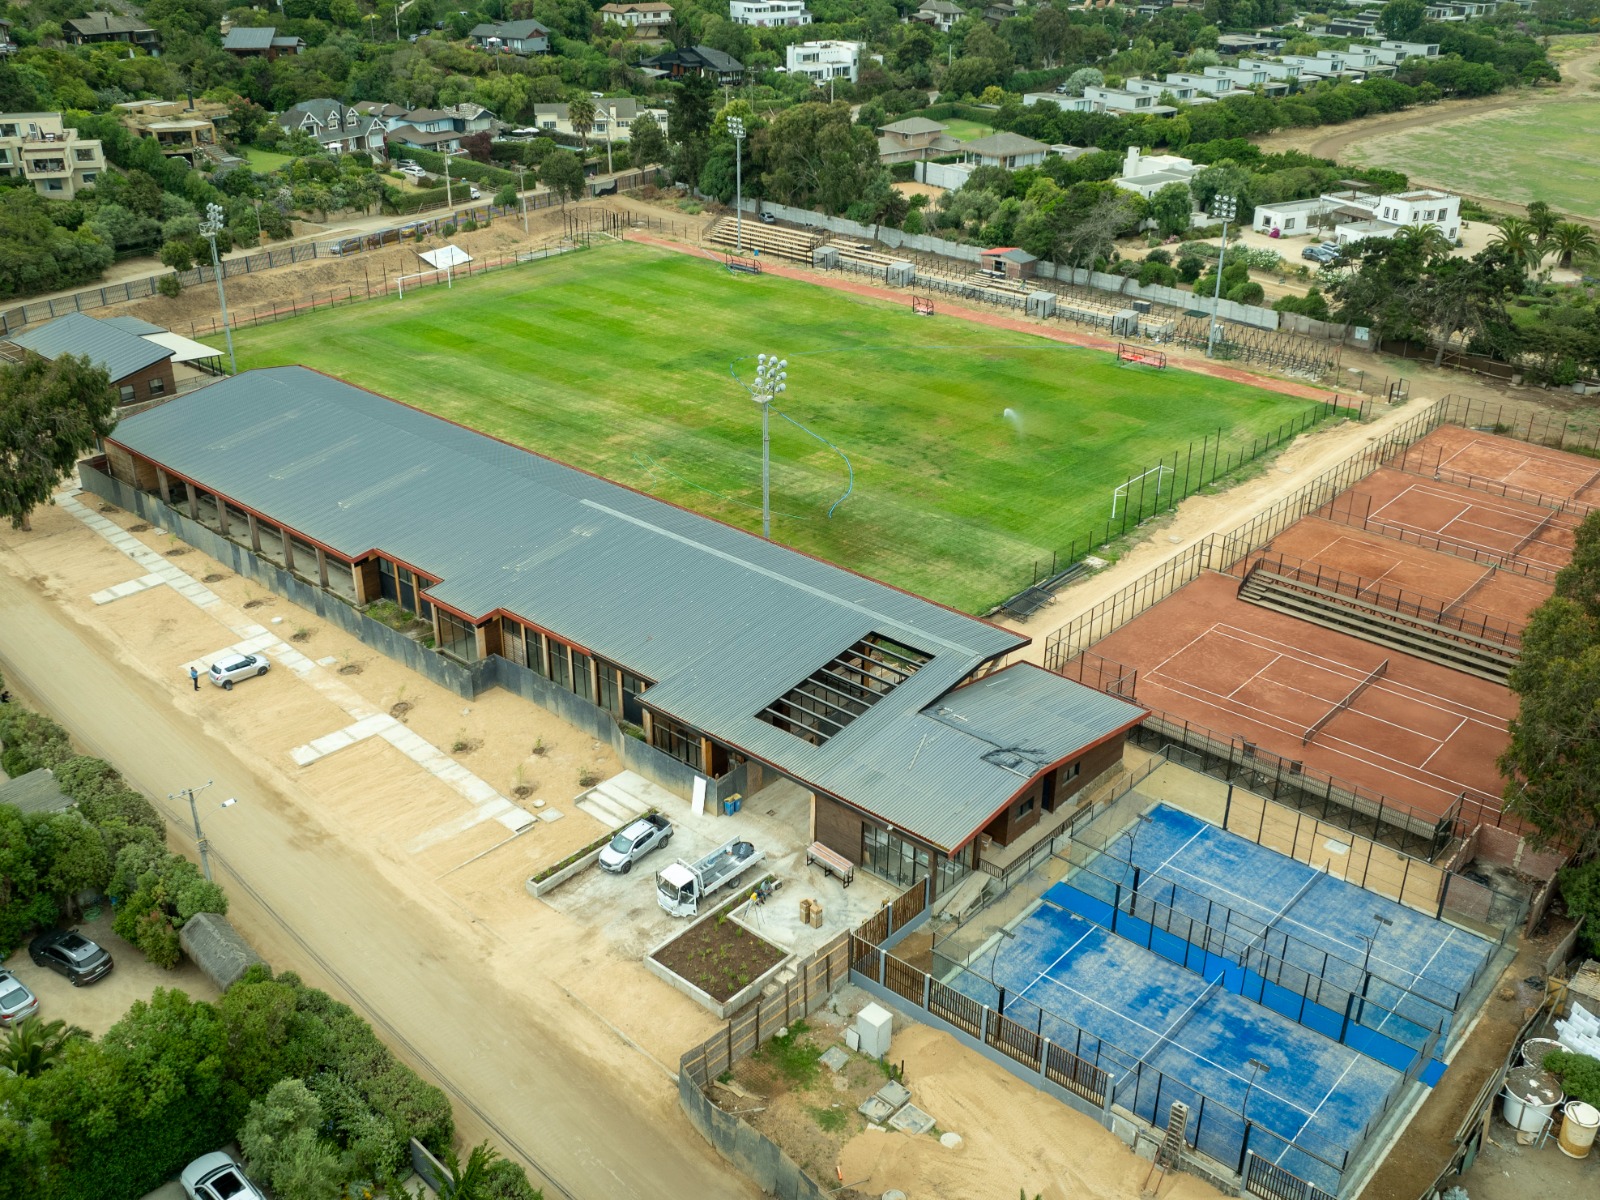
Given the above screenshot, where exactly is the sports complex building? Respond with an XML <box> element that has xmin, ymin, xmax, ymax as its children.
<box><xmin>88</xmin><ymin>366</ymin><xmax>1146</xmax><ymax>892</ymax></box>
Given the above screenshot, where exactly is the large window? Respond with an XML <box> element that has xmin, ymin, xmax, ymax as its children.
<box><xmin>548</xmin><ymin>640</ymin><xmax>571</xmax><ymax>691</ymax></box>
<box><xmin>377</xmin><ymin>559</ymin><xmax>434</xmax><ymax>619</ymax></box>
<box><xmin>861</xmin><ymin>825</ymin><xmax>930</xmax><ymax>891</ymax></box>
<box><xmin>570</xmin><ymin>648</ymin><xmax>594</xmax><ymax>703</ymax></box>
<box><xmin>650</xmin><ymin>713</ymin><xmax>703</xmax><ymax>771</ymax></box>
<box><xmin>437</xmin><ymin>610</ymin><xmax>478</xmax><ymax>662</ymax></box>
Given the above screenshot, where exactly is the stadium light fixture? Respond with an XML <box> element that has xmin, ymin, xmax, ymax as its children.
<box><xmin>199</xmin><ymin>203</ymin><xmax>237</xmax><ymax>375</ymax></box>
<box><xmin>1206</xmin><ymin>193</ymin><xmax>1238</xmax><ymax>360</ymax></box>
<box><xmin>751</xmin><ymin>353</ymin><xmax>787</xmax><ymax>539</ymax></box>
<box><xmin>727</xmin><ymin>115</ymin><xmax>746</xmax><ymax>253</ymax></box>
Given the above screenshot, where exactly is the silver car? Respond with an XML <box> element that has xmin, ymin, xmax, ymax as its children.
<box><xmin>209</xmin><ymin>653</ymin><xmax>269</xmax><ymax>690</ymax></box>
<box><xmin>0</xmin><ymin>968</ymin><xmax>39</xmax><ymax>1028</ymax></box>
<box><xmin>180</xmin><ymin>1152</ymin><xmax>265</xmax><ymax>1200</ymax></box>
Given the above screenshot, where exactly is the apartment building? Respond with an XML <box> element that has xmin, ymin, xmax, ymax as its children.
<box><xmin>0</xmin><ymin>112</ymin><xmax>106</xmax><ymax>200</ymax></box>
<box><xmin>114</xmin><ymin>97</ymin><xmax>229</xmax><ymax>164</ymax></box>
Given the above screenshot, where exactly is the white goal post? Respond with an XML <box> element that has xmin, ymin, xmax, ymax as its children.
<box><xmin>1110</xmin><ymin>464</ymin><xmax>1174</xmax><ymax>521</ymax></box>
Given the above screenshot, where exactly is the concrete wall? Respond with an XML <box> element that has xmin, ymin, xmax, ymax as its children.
<box><xmin>78</xmin><ymin>461</ymin><xmax>728</xmax><ymax>808</ymax></box>
<box><xmin>913</xmin><ymin>160</ymin><xmax>974</xmax><ymax>191</ymax></box>
<box><xmin>678</xmin><ymin>1070</ymin><xmax>833</xmax><ymax>1200</ymax></box>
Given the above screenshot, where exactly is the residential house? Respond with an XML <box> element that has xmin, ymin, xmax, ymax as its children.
<box><xmin>1163</xmin><ymin>71</ymin><xmax>1238</xmax><ymax>97</ymax></box>
<box><xmin>530</xmin><ymin>98</ymin><xmax>669</xmax><ymax>143</ymax></box>
<box><xmin>113</xmin><ymin>98</ymin><xmax>230</xmax><ymax>164</ymax></box>
<box><xmin>983</xmin><ymin>1</ymin><xmax>1025</xmax><ymax>23</ymax></box>
<box><xmin>1122</xmin><ymin>77</ymin><xmax>1202</xmax><ymax>103</ymax></box>
<box><xmin>1114</xmin><ymin>145</ymin><xmax>1200</xmax><ymax>201</ymax></box>
<box><xmin>907</xmin><ymin>0</ymin><xmax>963</xmax><ymax>31</ymax></box>
<box><xmin>1370</xmin><ymin>40</ymin><xmax>1441</xmax><ymax>65</ymax></box>
<box><xmin>221</xmin><ymin>26</ymin><xmax>304</xmax><ymax>59</ymax></box>
<box><xmin>598</xmin><ymin>2</ymin><xmax>673</xmax><ymax>31</ymax></box>
<box><xmin>1202</xmin><ymin>65</ymin><xmax>1290</xmax><ymax>96</ymax></box>
<box><xmin>1252</xmin><ymin>197</ymin><xmax>1332</xmax><ymax>238</ymax></box>
<box><xmin>1022</xmin><ymin>92</ymin><xmax>1094</xmax><ymax>111</ymax></box>
<box><xmin>1238</xmin><ymin>58</ymin><xmax>1303</xmax><ymax>85</ymax></box>
<box><xmin>1215</xmin><ymin>32</ymin><xmax>1284</xmax><ymax>54</ymax></box>
<box><xmin>99</xmin><ymin>368</ymin><xmax>1148</xmax><ymax>893</ymax></box>
<box><xmin>8</xmin><ymin>313</ymin><xmax>175</xmax><ymax>406</ymax></box>
<box><xmin>875</xmin><ymin>116</ymin><xmax>962</xmax><ymax>162</ymax></box>
<box><xmin>1257</xmin><ymin>187</ymin><xmax>1461</xmax><ymax>245</ymax></box>
<box><xmin>962</xmin><ymin>131</ymin><xmax>1049</xmax><ymax>170</ymax></box>
<box><xmin>729</xmin><ymin>0</ymin><xmax>812</xmax><ymax>26</ymax></box>
<box><xmin>1326</xmin><ymin>16</ymin><xmax>1379</xmax><ymax>37</ymax></box>
<box><xmin>1425</xmin><ymin>0</ymin><xmax>1496</xmax><ymax>19</ymax></box>
<box><xmin>468</xmin><ymin>19</ymin><xmax>551</xmax><ymax>54</ymax></box>
<box><xmin>786</xmin><ymin>41</ymin><xmax>861</xmax><ymax>85</ymax></box>
<box><xmin>0</xmin><ymin>112</ymin><xmax>106</xmax><ymax>200</ymax></box>
<box><xmin>1315</xmin><ymin>48</ymin><xmax>1394</xmax><ymax>76</ymax></box>
<box><xmin>384</xmin><ymin>104</ymin><xmax>502</xmax><ymax>155</ymax></box>
<box><xmin>65</xmin><ymin>12</ymin><xmax>160</xmax><ymax>53</ymax></box>
<box><xmin>1083</xmin><ymin>84</ymin><xmax>1178</xmax><ymax>114</ymax></box>
<box><xmin>641</xmin><ymin>45</ymin><xmax>744</xmax><ymax>85</ymax></box>
<box><xmin>278</xmin><ymin>99</ymin><xmax>388</xmax><ymax>158</ymax></box>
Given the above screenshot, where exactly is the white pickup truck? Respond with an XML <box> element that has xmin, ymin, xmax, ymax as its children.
<box><xmin>656</xmin><ymin>838</ymin><xmax>764</xmax><ymax>917</ymax></box>
<box><xmin>597</xmin><ymin>813</ymin><xmax>672</xmax><ymax>875</ymax></box>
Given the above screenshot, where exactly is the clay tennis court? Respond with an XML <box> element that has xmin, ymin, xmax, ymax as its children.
<box><xmin>1262</xmin><ymin>518</ymin><xmax>1555</xmax><ymax>626</ymax></box>
<box><xmin>1401</xmin><ymin>424</ymin><xmax>1600</xmax><ymax>506</ymax></box>
<box><xmin>1087</xmin><ymin>573</ymin><xmax>1514</xmax><ymax>818</ymax></box>
<box><xmin>1327</xmin><ymin>467</ymin><xmax>1577</xmax><ymax>570</ymax></box>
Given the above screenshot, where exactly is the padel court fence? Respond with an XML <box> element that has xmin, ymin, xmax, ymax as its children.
<box><xmin>849</xmin><ymin>924</ymin><xmax>1369</xmax><ymax>1198</ymax></box>
<box><xmin>1314</xmin><ymin>491</ymin><xmax>1562</xmax><ymax>582</ymax></box>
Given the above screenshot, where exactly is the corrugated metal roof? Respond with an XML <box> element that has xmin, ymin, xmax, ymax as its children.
<box><xmin>11</xmin><ymin>312</ymin><xmax>172</xmax><ymax>382</ymax></box>
<box><xmin>0</xmin><ymin>769</ymin><xmax>74</xmax><ymax>816</ymax></box>
<box><xmin>222</xmin><ymin>26</ymin><xmax>275</xmax><ymax>48</ymax></box>
<box><xmin>108</xmin><ymin>369</ymin><xmax>1138</xmax><ymax>850</ymax></box>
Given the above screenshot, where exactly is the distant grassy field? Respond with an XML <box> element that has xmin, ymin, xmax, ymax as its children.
<box><xmin>1345</xmin><ymin>97</ymin><xmax>1600</xmax><ymax>219</ymax></box>
<box><xmin>941</xmin><ymin>118</ymin><xmax>996</xmax><ymax>142</ymax></box>
<box><xmin>242</xmin><ymin>147</ymin><xmax>295</xmax><ymax>173</ymax></box>
<box><xmin>235</xmin><ymin>243</ymin><xmax>1324</xmax><ymax>612</ymax></box>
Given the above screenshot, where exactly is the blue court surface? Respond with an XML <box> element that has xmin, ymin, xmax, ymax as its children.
<box><xmin>1074</xmin><ymin>805</ymin><xmax>1496</xmax><ymax>1061</ymax></box>
<box><xmin>956</xmin><ymin>906</ymin><xmax>1402</xmax><ymax>1193</ymax></box>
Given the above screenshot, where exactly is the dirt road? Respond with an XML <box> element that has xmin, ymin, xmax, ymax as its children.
<box><xmin>0</xmin><ymin>568</ymin><xmax>752</xmax><ymax>1200</ymax></box>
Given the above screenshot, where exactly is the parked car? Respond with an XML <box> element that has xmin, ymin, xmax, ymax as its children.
<box><xmin>209</xmin><ymin>653</ymin><xmax>269</xmax><ymax>690</ymax></box>
<box><xmin>181</xmin><ymin>1152</ymin><xmax>266</xmax><ymax>1200</ymax></box>
<box><xmin>0</xmin><ymin>968</ymin><xmax>40</xmax><ymax>1027</ymax></box>
<box><xmin>469</xmin><ymin>185</ymin><xmax>482</xmax><ymax>200</ymax></box>
<box><xmin>598</xmin><ymin>813</ymin><xmax>673</xmax><ymax>874</ymax></box>
<box><xmin>1302</xmin><ymin>242</ymin><xmax>1340</xmax><ymax>263</ymax></box>
<box><xmin>758</xmin><ymin>211</ymin><xmax>777</xmax><ymax>224</ymax></box>
<box><xmin>28</xmin><ymin>929</ymin><xmax>114</xmax><ymax>986</ymax></box>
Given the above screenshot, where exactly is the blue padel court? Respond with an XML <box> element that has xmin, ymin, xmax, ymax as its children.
<box><xmin>955</xmin><ymin>906</ymin><xmax>1401</xmax><ymax>1193</ymax></box>
<box><xmin>1061</xmin><ymin>805</ymin><xmax>1496</xmax><ymax>1073</ymax></box>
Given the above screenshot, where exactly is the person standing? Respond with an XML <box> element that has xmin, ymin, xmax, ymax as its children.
<box><xmin>189</xmin><ymin>665</ymin><xmax>200</xmax><ymax>691</ymax></box>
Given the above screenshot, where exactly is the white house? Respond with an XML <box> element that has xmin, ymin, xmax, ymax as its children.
<box><xmin>1202</xmin><ymin>64</ymin><xmax>1290</xmax><ymax>95</ymax></box>
<box><xmin>729</xmin><ymin>0</ymin><xmax>811</xmax><ymax>27</ymax></box>
<box><xmin>1253</xmin><ymin>197</ymin><xmax>1332</xmax><ymax>238</ymax></box>
<box><xmin>1163</xmin><ymin>71</ymin><xmax>1237</xmax><ymax>97</ymax></box>
<box><xmin>1238</xmin><ymin>58</ymin><xmax>1302</xmax><ymax>84</ymax></box>
<box><xmin>786</xmin><ymin>40</ymin><xmax>860</xmax><ymax>85</ymax></box>
<box><xmin>1371</xmin><ymin>39</ymin><xmax>1441</xmax><ymax>65</ymax></box>
<box><xmin>1258</xmin><ymin>187</ymin><xmax>1461</xmax><ymax>244</ymax></box>
<box><xmin>1083</xmin><ymin>85</ymin><xmax>1177</xmax><ymax>115</ymax></box>
<box><xmin>530</xmin><ymin>97</ymin><xmax>668</xmax><ymax>142</ymax></box>
<box><xmin>1022</xmin><ymin>92</ymin><xmax>1094</xmax><ymax>111</ymax></box>
<box><xmin>1114</xmin><ymin>145</ymin><xmax>1200</xmax><ymax>200</ymax></box>
<box><xmin>1123</xmin><ymin>77</ymin><xmax>1206</xmax><ymax>104</ymax></box>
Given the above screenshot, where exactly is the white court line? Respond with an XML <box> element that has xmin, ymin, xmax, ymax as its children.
<box><xmin>1227</xmin><ymin>653</ymin><xmax>1284</xmax><ymax>700</ymax></box>
<box><xmin>1277</xmin><ymin>1052</ymin><xmax>1363</xmax><ymax>1166</ymax></box>
<box><xmin>1152</xmin><ymin>824</ymin><xmax>1212</xmax><ymax>886</ymax></box>
<box><xmin>1416</xmin><ymin>718</ymin><xmax>1469</xmax><ymax>771</ymax></box>
<box><xmin>1009</xmin><ymin>927</ymin><xmax>1095</xmax><ymax>1008</ymax></box>
<box><xmin>1143</xmin><ymin>621</ymin><xmax>1238</xmax><ymax>684</ymax></box>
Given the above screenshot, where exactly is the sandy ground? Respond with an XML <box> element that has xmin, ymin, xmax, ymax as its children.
<box><xmin>0</xmin><ymin>501</ymin><xmax>748</xmax><ymax>1199</ymax></box>
<box><xmin>2</xmin><ymin>910</ymin><xmax>220</xmax><ymax>1037</ymax></box>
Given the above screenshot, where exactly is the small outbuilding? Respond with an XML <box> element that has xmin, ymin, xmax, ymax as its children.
<box><xmin>979</xmin><ymin>247</ymin><xmax>1038</xmax><ymax>282</ymax></box>
<box><xmin>0</xmin><ymin>769</ymin><xmax>75</xmax><ymax>816</ymax></box>
<box><xmin>179</xmin><ymin>911</ymin><xmax>268</xmax><ymax>992</ymax></box>
<box><xmin>8</xmin><ymin>312</ymin><xmax>176</xmax><ymax>406</ymax></box>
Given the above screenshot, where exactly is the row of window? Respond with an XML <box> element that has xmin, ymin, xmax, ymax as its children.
<box><xmin>497</xmin><ymin>616</ymin><xmax>649</xmax><ymax>722</ymax></box>
<box><xmin>377</xmin><ymin>558</ymin><xmax>437</xmax><ymax>623</ymax></box>
<box><xmin>117</xmin><ymin>375</ymin><xmax>164</xmax><ymax>403</ymax></box>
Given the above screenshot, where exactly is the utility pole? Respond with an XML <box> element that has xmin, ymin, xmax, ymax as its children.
<box><xmin>517</xmin><ymin>164</ymin><xmax>528</xmax><ymax>235</ymax></box>
<box><xmin>727</xmin><ymin>114</ymin><xmax>745</xmax><ymax>252</ymax></box>
<box><xmin>171</xmin><ymin>780</ymin><xmax>215</xmax><ymax>881</ymax></box>
<box><xmin>444</xmin><ymin>154</ymin><xmax>453</xmax><ymax>211</ymax></box>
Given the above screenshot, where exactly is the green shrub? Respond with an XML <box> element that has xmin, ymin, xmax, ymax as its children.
<box><xmin>1227</xmin><ymin>281</ymin><xmax>1266</xmax><ymax>306</ymax></box>
<box><xmin>1543</xmin><ymin>1049</ymin><xmax>1600</xmax><ymax>1106</ymax></box>
<box><xmin>157</xmin><ymin>274</ymin><xmax>182</xmax><ymax>298</ymax></box>
<box><xmin>0</xmin><ymin>707</ymin><xmax>73</xmax><ymax>774</ymax></box>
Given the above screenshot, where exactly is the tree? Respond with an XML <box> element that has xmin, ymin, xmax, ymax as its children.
<box><xmin>241</xmin><ymin>1079</ymin><xmax>331</xmax><ymax>1196</ymax></box>
<box><xmin>36</xmin><ymin>812</ymin><xmax>111</xmax><ymax>919</ymax></box>
<box><xmin>0</xmin><ymin>1016</ymin><xmax>89</xmax><ymax>1078</ymax></box>
<box><xmin>1377</xmin><ymin>0</ymin><xmax>1426</xmax><ymax>39</ymax></box>
<box><xmin>629</xmin><ymin>113</ymin><xmax>669</xmax><ymax>170</ymax></box>
<box><xmin>541</xmin><ymin>150</ymin><xmax>586</xmax><ymax>208</ymax></box>
<box><xmin>1490</xmin><ymin>217</ymin><xmax>1541</xmax><ymax>276</ymax></box>
<box><xmin>1054</xmin><ymin>191</ymin><xmax>1138</xmax><ymax>269</ymax></box>
<box><xmin>159</xmin><ymin>240</ymin><xmax>195</xmax><ymax>273</ymax></box>
<box><xmin>1035</xmin><ymin>5</ymin><xmax>1070</xmax><ymax>67</ymax></box>
<box><xmin>1061</xmin><ymin>67</ymin><xmax>1103</xmax><ymax>97</ymax></box>
<box><xmin>0</xmin><ymin>354</ymin><xmax>119</xmax><ymax>531</ymax></box>
<box><xmin>566</xmin><ymin>95</ymin><xmax>596</xmax><ymax>155</ymax></box>
<box><xmin>760</xmin><ymin>102</ymin><xmax>886</xmax><ymax>214</ymax></box>
<box><xmin>1149</xmin><ymin>182</ymin><xmax>1195</xmax><ymax>238</ymax></box>
<box><xmin>1550</xmin><ymin>222</ymin><xmax>1598</xmax><ymax>268</ymax></box>
<box><xmin>1413</xmin><ymin>255</ymin><xmax>1508</xmax><ymax>367</ymax></box>
<box><xmin>440</xmin><ymin>1140</ymin><xmax>501</xmax><ymax>1200</ymax></box>
<box><xmin>461</xmin><ymin>132</ymin><xmax>493</xmax><ymax>164</ymax></box>
<box><xmin>494</xmin><ymin>184</ymin><xmax>520</xmax><ymax>210</ymax></box>
<box><xmin>1525</xmin><ymin>200</ymin><xmax>1561</xmax><ymax>246</ymax></box>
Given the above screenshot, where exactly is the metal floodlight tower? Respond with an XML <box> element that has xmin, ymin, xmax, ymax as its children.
<box><xmin>751</xmin><ymin>353</ymin><xmax>787</xmax><ymax>539</ymax></box>
<box><xmin>727</xmin><ymin>115</ymin><xmax>746</xmax><ymax>253</ymax></box>
<box><xmin>1206</xmin><ymin>193</ymin><xmax>1238</xmax><ymax>360</ymax></box>
<box><xmin>199</xmin><ymin>203</ymin><xmax>237</xmax><ymax>374</ymax></box>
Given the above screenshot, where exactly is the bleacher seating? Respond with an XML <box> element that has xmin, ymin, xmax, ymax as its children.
<box><xmin>705</xmin><ymin>216</ymin><xmax>828</xmax><ymax>264</ymax></box>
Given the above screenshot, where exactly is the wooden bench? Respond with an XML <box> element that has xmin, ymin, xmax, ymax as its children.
<box><xmin>806</xmin><ymin>841</ymin><xmax>855</xmax><ymax>887</ymax></box>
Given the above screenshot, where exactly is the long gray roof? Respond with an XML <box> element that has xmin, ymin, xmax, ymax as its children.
<box><xmin>222</xmin><ymin>26</ymin><xmax>276</xmax><ymax>49</ymax></box>
<box><xmin>108</xmin><ymin>368</ymin><xmax>1139</xmax><ymax>850</ymax></box>
<box><xmin>11</xmin><ymin>312</ymin><xmax>172</xmax><ymax>382</ymax></box>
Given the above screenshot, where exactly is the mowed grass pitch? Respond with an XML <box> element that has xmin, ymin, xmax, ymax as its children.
<box><xmin>236</xmin><ymin>243</ymin><xmax>1321</xmax><ymax>612</ymax></box>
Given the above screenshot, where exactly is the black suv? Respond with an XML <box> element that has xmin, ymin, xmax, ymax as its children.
<box><xmin>29</xmin><ymin>929</ymin><xmax>115</xmax><ymax>986</ymax></box>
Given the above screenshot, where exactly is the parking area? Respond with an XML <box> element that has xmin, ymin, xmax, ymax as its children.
<box><xmin>544</xmin><ymin>775</ymin><xmax>897</xmax><ymax>963</ymax></box>
<box><xmin>3</xmin><ymin>911</ymin><xmax>220</xmax><ymax>1037</ymax></box>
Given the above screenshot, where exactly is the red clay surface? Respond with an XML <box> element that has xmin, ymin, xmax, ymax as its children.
<box><xmin>1089</xmin><ymin>573</ymin><xmax>1513</xmax><ymax>818</ymax></box>
<box><xmin>1258</xmin><ymin>518</ymin><xmax>1553</xmax><ymax>625</ymax></box>
<box><xmin>1327</xmin><ymin>467</ymin><xmax>1576</xmax><ymax>571</ymax></box>
<box><xmin>1398</xmin><ymin>424</ymin><xmax>1600</xmax><ymax>506</ymax></box>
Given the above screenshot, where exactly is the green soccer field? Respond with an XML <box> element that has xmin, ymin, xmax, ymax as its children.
<box><xmin>236</xmin><ymin>243</ymin><xmax>1325</xmax><ymax>612</ymax></box>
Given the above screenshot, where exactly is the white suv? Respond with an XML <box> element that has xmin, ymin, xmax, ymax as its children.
<box><xmin>209</xmin><ymin>653</ymin><xmax>270</xmax><ymax>690</ymax></box>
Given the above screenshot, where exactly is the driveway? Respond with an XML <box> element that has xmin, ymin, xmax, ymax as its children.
<box><xmin>0</xmin><ymin>517</ymin><xmax>752</xmax><ymax>1199</ymax></box>
<box><xmin>3</xmin><ymin>912</ymin><xmax>220</xmax><ymax>1037</ymax></box>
